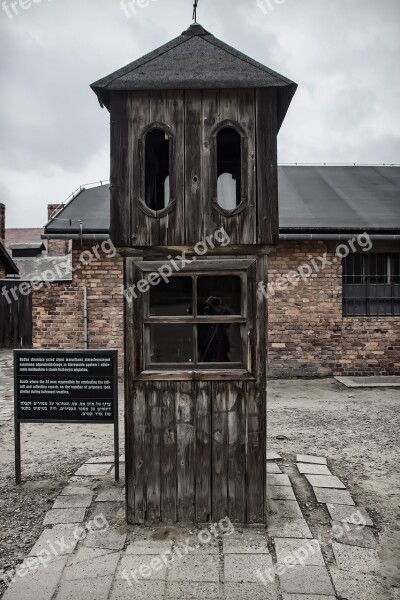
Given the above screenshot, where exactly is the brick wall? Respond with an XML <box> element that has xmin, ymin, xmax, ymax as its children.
<box><xmin>267</xmin><ymin>241</ymin><xmax>400</xmax><ymax>377</ymax></box>
<box><xmin>32</xmin><ymin>241</ymin><xmax>124</xmax><ymax>361</ymax></box>
<box><xmin>31</xmin><ymin>239</ymin><xmax>400</xmax><ymax>377</ymax></box>
<box><xmin>47</xmin><ymin>205</ymin><xmax>70</xmax><ymax>256</ymax></box>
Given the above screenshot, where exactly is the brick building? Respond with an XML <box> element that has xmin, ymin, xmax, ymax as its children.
<box><xmin>34</xmin><ymin>165</ymin><xmax>400</xmax><ymax>377</ymax></box>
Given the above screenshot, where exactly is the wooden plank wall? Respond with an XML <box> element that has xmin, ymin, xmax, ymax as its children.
<box><xmin>110</xmin><ymin>89</ymin><xmax>278</xmax><ymax>247</ymax></box>
<box><xmin>256</xmin><ymin>88</ymin><xmax>278</xmax><ymax>244</ymax></box>
<box><xmin>110</xmin><ymin>93</ymin><xmax>131</xmax><ymax>247</ymax></box>
<box><xmin>0</xmin><ymin>281</ymin><xmax>32</xmax><ymax>349</ymax></box>
<box><xmin>125</xmin><ymin>255</ymin><xmax>267</xmax><ymax>525</ymax></box>
<box><xmin>126</xmin><ymin>378</ymin><xmax>266</xmax><ymax>525</ymax></box>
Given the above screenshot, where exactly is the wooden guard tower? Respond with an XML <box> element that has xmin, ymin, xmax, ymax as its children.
<box><xmin>91</xmin><ymin>23</ymin><xmax>297</xmax><ymax>525</ymax></box>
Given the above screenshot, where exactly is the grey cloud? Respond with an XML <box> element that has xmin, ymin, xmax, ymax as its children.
<box><xmin>0</xmin><ymin>0</ymin><xmax>399</xmax><ymax>226</ymax></box>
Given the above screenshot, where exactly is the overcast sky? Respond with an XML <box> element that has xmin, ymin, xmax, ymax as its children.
<box><xmin>0</xmin><ymin>0</ymin><xmax>399</xmax><ymax>228</ymax></box>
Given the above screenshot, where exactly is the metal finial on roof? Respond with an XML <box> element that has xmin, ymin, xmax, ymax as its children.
<box><xmin>192</xmin><ymin>0</ymin><xmax>198</xmax><ymax>22</ymax></box>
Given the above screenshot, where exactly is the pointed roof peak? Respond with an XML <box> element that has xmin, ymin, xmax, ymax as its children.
<box><xmin>182</xmin><ymin>23</ymin><xmax>210</xmax><ymax>36</ymax></box>
<box><xmin>91</xmin><ymin>25</ymin><xmax>297</xmax><ymax>129</ymax></box>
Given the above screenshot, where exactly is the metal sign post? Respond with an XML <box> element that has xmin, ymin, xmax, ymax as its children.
<box><xmin>14</xmin><ymin>350</ymin><xmax>119</xmax><ymax>485</ymax></box>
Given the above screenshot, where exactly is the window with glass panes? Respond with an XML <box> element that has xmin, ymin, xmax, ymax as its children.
<box><xmin>343</xmin><ymin>253</ymin><xmax>400</xmax><ymax>316</ymax></box>
<box><xmin>141</xmin><ymin>267</ymin><xmax>251</xmax><ymax>370</ymax></box>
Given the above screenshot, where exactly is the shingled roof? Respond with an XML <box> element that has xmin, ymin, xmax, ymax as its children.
<box><xmin>91</xmin><ymin>23</ymin><xmax>297</xmax><ymax>130</ymax></box>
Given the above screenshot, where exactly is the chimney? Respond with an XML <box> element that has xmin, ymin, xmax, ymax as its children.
<box><xmin>47</xmin><ymin>204</ymin><xmax>70</xmax><ymax>256</ymax></box>
<box><xmin>0</xmin><ymin>203</ymin><xmax>5</xmax><ymax>245</ymax></box>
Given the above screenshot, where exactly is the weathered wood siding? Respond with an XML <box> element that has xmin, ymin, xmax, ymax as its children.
<box><xmin>126</xmin><ymin>378</ymin><xmax>266</xmax><ymax>524</ymax></box>
<box><xmin>124</xmin><ymin>256</ymin><xmax>267</xmax><ymax>525</ymax></box>
<box><xmin>256</xmin><ymin>88</ymin><xmax>278</xmax><ymax>245</ymax></box>
<box><xmin>110</xmin><ymin>89</ymin><xmax>278</xmax><ymax>248</ymax></box>
<box><xmin>115</xmin><ymin>88</ymin><xmax>275</xmax><ymax>524</ymax></box>
<box><xmin>0</xmin><ymin>281</ymin><xmax>32</xmax><ymax>349</ymax></box>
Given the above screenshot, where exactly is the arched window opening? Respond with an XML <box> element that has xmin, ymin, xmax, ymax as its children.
<box><xmin>145</xmin><ymin>128</ymin><xmax>170</xmax><ymax>211</ymax></box>
<box><xmin>217</xmin><ymin>127</ymin><xmax>241</xmax><ymax>210</ymax></box>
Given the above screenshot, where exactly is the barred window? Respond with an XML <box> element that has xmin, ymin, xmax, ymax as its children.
<box><xmin>343</xmin><ymin>253</ymin><xmax>400</xmax><ymax>316</ymax></box>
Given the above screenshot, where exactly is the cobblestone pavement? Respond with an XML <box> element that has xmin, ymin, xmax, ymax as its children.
<box><xmin>1</xmin><ymin>452</ymin><xmax>394</xmax><ymax>600</ymax></box>
<box><xmin>0</xmin><ymin>351</ymin><xmax>13</xmax><ymax>423</ymax></box>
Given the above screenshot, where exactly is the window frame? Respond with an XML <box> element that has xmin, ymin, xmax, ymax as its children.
<box><xmin>342</xmin><ymin>252</ymin><xmax>400</xmax><ymax>317</ymax></box>
<box><xmin>210</xmin><ymin>120</ymin><xmax>249</xmax><ymax>217</ymax></box>
<box><xmin>138</xmin><ymin>122</ymin><xmax>176</xmax><ymax>218</ymax></box>
<box><xmin>133</xmin><ymin>259</ymin><xmax>257</xmax><ymax>381</ymax></box>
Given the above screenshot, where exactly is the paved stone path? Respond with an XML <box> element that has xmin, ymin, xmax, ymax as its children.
<box><xmin>1</xmin><ymin>452</ymin><xmax>393</xmax><ymax>600</ymax></box>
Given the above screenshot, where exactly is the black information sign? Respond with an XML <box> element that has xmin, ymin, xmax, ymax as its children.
<box><xmin>14</xmin><ymin>350</ymin><xmax>119</xmax><ymax>484</ymax></box>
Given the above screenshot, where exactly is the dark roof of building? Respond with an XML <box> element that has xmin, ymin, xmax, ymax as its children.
<box><xmin>11</xmin><ymin>255</ymin><xmax>72</xmax><ymax>282</ymax></box>
<box><xmin>0</xmin><ymin>241</ymin><xmax>19</xmax><ymax>276</ymax></box>
<box><xmin>45</xmin><ymin>185</ymin><xmax>111</xmax><ymax>234</ymax></box>
<box><xmin>91</xmin><ymin>23</ymin><xmax>297</xmax><ymax>130</ymax></box>
<box><xmin>279</xmin><ymin>166</ymin><xmax>400</xmax><ymax>231</ymax></box>
<box><xmin>9</xmin><ymin>243</ymin><xmax>45</xmax><ymax>251</ymax></box>
<box><xmin>44</xmin><ymin>166</ymin><xmax>400</xmax><ymax>237</ymax></box>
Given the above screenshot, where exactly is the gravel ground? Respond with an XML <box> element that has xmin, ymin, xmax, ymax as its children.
<box><xmin>0</xmin><ymin>350</ymin><xmax>399</xmax><ymax>597</ymax></box>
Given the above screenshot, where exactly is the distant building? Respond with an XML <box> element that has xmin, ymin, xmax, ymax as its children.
<box><xmin>4</xmin><ymin>204</ymin><xmax>72</xmax><ymax>283</ymax></box>
<box><xmin>0</xmin><ymin>203</ymin><xmax>71</xmax><ymax>349</ymax></box>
